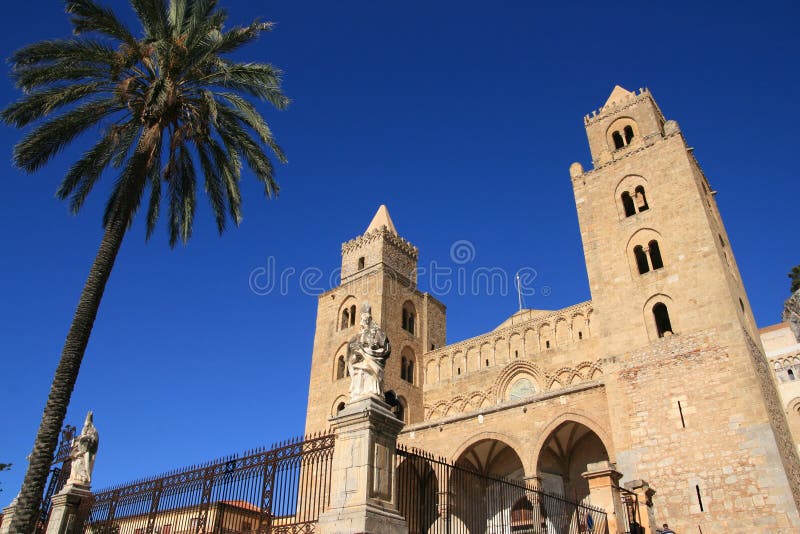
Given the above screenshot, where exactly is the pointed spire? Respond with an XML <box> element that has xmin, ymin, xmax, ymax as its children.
<box><xmin>365</xmin><ymin>204</ymin><xmax>397</xmax><ymax>235</ymax></box>
<box><xmin>603</xmin><ymin>85</ymin><xmax>633</xmax><ymax>109</ymax></box>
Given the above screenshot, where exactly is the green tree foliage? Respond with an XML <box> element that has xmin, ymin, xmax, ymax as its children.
<box><xmin>2</xmin><ymin>1</ymin><xmax>287</xmax><ymax>531</ymax></box>
<box><xmin>790</xmin><ymin>265</ymin><xmax>800</xmax><ymax>293</ymax></box>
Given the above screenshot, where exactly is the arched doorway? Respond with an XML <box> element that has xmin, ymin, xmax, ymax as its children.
<box><xmin>455</xmin><ymin>438</ymin><xmax>525</xmax><ymax>479</ymax></box>
<box><xmin>537</xmin><ymin>420</ymin><xmax>609</xmax><ymax>503</ymax></box>
<box><xmin>396</xmin><ymin>454</ymin><xmax>438</xmax><ymax>534</ymax></box>
<box><xmin>451</xmin><ymin>439</ymin><xmax>526</xmax><ymax>533</ymax></box>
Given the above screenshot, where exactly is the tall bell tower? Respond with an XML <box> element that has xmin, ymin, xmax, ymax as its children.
<box><xmin>571</xmin><ymin>85</ymin><xmax>757</xmax><ymax>353</ymax></box>
<box><xmin>304</xmin><ymin>205</ymin><xmax>446</xmax><ymax>433</ymax></box>
<box><xmin>570</xmin><ymin>86</ymin><xmax>800</xmax><ymax>526</ymax></box>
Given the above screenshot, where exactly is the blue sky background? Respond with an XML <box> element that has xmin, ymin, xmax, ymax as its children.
<box><xmin>1</xmin><ymin>0</ymin><xmax>798</xmax><ymax>497</ymax></box>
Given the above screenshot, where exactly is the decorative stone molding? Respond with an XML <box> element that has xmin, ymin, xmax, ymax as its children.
<box><xmin>341</xmin><ymin>226</ymin><xmax>418</xmax><ymax>260</ymax></box>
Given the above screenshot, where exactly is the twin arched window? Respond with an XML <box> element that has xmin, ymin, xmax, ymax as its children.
<box><xmin>621</xmin><ymin>186</ymin><xmax>649</xmax><ymax>218</ymax></box>
<box><xmin>340</xmin><ymin>304</ymin><xmax>356</xmax><ymax>330</ymax></box>
<box><xmin>634</xmin><ymin>240</ymin><xmax>664</xmax><ymax>274</ymax></box>
<box><xmin>612</xmin><ymin>125</ymin><xmax>635</xmax><ymax>149</ymax></box>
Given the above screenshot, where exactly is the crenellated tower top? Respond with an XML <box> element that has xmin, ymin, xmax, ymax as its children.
<box><xmin>581</xmin><ymin>86</ymin><xmax>670</xmax><ymax>168</ymax></box>
<box><xmin>340</xmin><ymin>205</ymin><xmax>419</xmax><ymax>286</ymax></box>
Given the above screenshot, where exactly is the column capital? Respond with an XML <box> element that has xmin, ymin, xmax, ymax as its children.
<box><xmin>582</xmin><ymin>460</ymin><xmax>623</xmax><ymax>485</ymax></box>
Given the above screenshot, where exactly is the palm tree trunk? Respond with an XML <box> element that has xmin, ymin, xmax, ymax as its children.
<box><xmin>10</xmin><ymin>216</ymin><xmax>128</xmax><ymax>534</ymax></box>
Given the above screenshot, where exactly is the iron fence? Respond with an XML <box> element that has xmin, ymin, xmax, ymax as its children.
<box><xmin>84</xmin><ymin>432</ymin><xmax>334</xmax><ymax>534</ymax></box>
<box><xmin>396</xmin><ymin>445</ymin><xmax>608</xmax><ymax>534</ymax></box>
<box><xmin>616</xmin><ymin>486</ymin><xmax>642</xmax><ymax>534</ymax></box>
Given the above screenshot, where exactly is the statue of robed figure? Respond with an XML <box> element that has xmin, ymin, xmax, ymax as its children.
<box><xmin>67</xmin><ymin>411</ymin><xmax>99</xmax><ymax>486</ymax></box>
<box><xmin>347</xmin><ymin>303</ymin><xmax>391</xmax><ymax>400</ymax></box>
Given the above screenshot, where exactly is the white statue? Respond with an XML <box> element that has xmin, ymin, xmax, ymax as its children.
<box><xmin>347</xmin><ymin>303</ymin><xmax>391</xmax><ymax>400</ymax></box>
<box><xmin>67</xmin><ymin>411</ymin><xmax>99</xmax><ymax>486</ymax></box>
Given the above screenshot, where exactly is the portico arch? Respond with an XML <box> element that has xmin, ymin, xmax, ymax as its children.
<box><xmin>450</xmin><ymin>431</ymin><xmax>530</xmax><ymax>478</ymax></box>
<box><xmin>533</xmin><ymin>414</ymin><xmax>612</xmax><ymax>504</ymax></box>
<box><xmin>450</xmin><ymin>436</ymin><xmax>527</xmax><ymax>533</ymax></box>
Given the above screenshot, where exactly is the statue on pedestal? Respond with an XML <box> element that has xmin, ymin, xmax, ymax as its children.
<box><xmin>67</xmin><ymin>411</ymin><xmax>99</xmax><ymax>486</ymax></box>
<box><xmin>347</xmin><ymin>303</ymin><xmax>391</xmax><ymax>400</ymax></box>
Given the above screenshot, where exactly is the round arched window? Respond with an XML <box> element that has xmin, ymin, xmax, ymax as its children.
<box><xmin>508</xmin><ymin>378</ymin><xmax>536</xmax><ymax>401</ymax></box>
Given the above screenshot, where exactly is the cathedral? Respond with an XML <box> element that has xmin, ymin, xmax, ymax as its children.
<box><xmin>303</xmin><ymin>86</ymin><xmax>800</xmax><ymax>531</ymax></box>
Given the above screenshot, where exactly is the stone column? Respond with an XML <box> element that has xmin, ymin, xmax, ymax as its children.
<box><xmin>317</xmin><ymin>395</ymin><xmax>408</xmax><ymax>534</ymax></box>
<box><xmin>0</xmin><ymin>498</ymin><xmax>18</xmax><ymax>534</ymax></box>
<box><xmin>625</xmin><ymin>479</ymin><xmax>657</xmax><ymax>534</ymax></box>
<box><xmin>582</xmin><ymin>460</ymin><xmax>624</xmax><ymax>534</ymax></box>
<box><xmin>45</xmin><ymin>483</ymin><xmax>92</xmax><ymax>534</ymax></box>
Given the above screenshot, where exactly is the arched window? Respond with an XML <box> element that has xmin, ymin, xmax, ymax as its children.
<box><xmin>401</xmin><ymin>349</ymin><xmax>415</xmax><ymax>384</ymax></box>
<box><xmin>340</xmin><ymin>309</ymin><xmax>350</xmax><ymax>330</ymax></box>
<box><xmin>621</xmin><ymin>192</ymin><xmax>636</xmax><ymax>217</ymax></box>
<box><xmin>392</xmin><ymin>397</ymin><xmax>407</xmax><ymax>422</ymax></box>
<box><xmin>648</xmin><ymin>240</ymin><xmax>664</xmax><ymax>270</ymax></box>
<box><xmin>402</xmin><ymin>301</ymin><xmax>416</xmax><ymax>335</ymax></box>
<box><xmin>624</xmin><ymin>125</ymin><xmax>634</xmax><ymax>144</ymax></box>
<box><xmin>350</xmin><ymin>305</ymin><xmax>356</xmax><ymax>326</ymax></box>
<box><xmin>336</xmin><ymin>356</ymin><xmax>346</xmax><ymax>380</ymax></box>
<box><xmin>653</xmin><ymin>302</ymin><xmax>673</xmax><ymax>337</ymax></box>
<box><xmin>612</xmin><ymin>131</ymin><xmax>624</xmax><ymax>150</ymax></box>
<box><xmin>336</xmin><ymin>402</ymin><xmax>346</xmax><ymax>415</ymax></box>
<box><xmin>634</xmin><ymin>185</ymin><xmax>649</xmax><ymax>211</ymax></box>
<box><xmin>634</xmin><ymin>245</ymin><xmax>650</xmax><ymax>274</ymax></box>
<box><xmin>789</xmin><ymin>369</ymin><xmax>796</xmax><ymax>381</ymax></box>
<box><xmin>357</xmin><ymin>256</ymin><xmax>365</xmax><ymax>270</ymax></box>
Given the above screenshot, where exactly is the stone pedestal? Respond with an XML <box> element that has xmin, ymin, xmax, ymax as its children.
<box><xmin>625</xmin><ymin>479</ymin><xmax>657</xmax><ymax>534</ymax></box>
<box><xmin>0</xmin><ymin>499</ymin><xmax>17</xmax><ymax>534</ymax></box>
<box><xmin>582</xmin><ymin>461</ymin><xmax>623</xmax><ymax>534</ymax></box>
<box><xmin>317</xmin><ymin>395</ymin><xmax>408</xmax><ymax>534</ymax></box>
<box><xmin>45</xmin><ymin>483</ymin><xmax>92</xmax><ymax>534</ymax></box>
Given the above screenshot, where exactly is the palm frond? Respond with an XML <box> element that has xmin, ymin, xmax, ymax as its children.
<box><xmin>217</xmin><ymin>112</ymin><xmax>277</xmax><ymax>198</ymax></box>
<box><xmin>130</xmin><ymin>0</ymin><xmax>169</xmax><ymax>40</ymax></box>
<box><xmin>217</xmin><ymin>93</ymin><xmax>286</xmax><ymax>161</ymax></box>
<box><xmin>167</xmin><ymin>0</ymin><xmax>188</xmax><ymax>38</ymax></box>
<box><xmin>13</xmin><ymin>62</ymin><xmax>108</xmax><ymax>92</ymax></box>
<box><xmin>1</xmin><ymin>82</ymin><xmax>106</xmax><ymax>127</ymax></box>
<box><xmin>10</xmin><ymin>39</ymin><xmax>121</xmax><ymax>69</ymax></box>
<box><xmin>13</xmin><ymin>98</ymin><xmax>121</xmax><ymax>172</ymax></box>
<box><xmin>65</xmin><ymin>0</ymin><xmax>138</xmax><ymax>47</ymax></box>
<box><xmin>144</xmin><ymin>132</ymin><xmax>164</xmax><ymax>239</ymax></box>
<box><xmin>196</xmin><ymin>140</ymin><xmax>226</xmax><ymax>233</ymax></box>
<box><xmin>204</xmin><ymin>60</ymin><xmax>289</xmax><ymax>109</ymax></box>
<box><xmin>207</xmin><ymin>137</ymin><xmax>242</xmax><ymax>224</ymax></box>
<box><xmin>56</xmin><ymin>124</ymin><xmax>139</xmax><ymax>213</ymax></box>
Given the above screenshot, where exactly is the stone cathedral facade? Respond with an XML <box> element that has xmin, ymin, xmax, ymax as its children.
<box><xmin>304</xmin><ymin>86</ymin><xmax>800</xmax><ymax>531</ymax></box>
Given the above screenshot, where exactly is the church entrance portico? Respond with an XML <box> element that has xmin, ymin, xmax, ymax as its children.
<box><xmin>535</xmin><ymin>419</ymin><xmax>611</xmax><ymax>504</ymax></box>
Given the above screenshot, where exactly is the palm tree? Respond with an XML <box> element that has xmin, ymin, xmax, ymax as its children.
<box><xmin>2</xmin><ymin>1</ymin><xmax>288</xmax><ymax>531</ymax></box>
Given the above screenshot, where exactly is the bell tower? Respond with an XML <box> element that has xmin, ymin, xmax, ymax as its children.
<box><xmin>571</xmin><ymin>86</ymin><xmax>757</xmax><ymax>352</ymax></box>
<box><xmin>304</xmin><ymin>205</ymin><xmax>446</xmax><ymax>433</ymax></box>
<box><xmin>570</xmin><ymin>86</ymin><xmax>800</xmax><ymax>525</ymax></box>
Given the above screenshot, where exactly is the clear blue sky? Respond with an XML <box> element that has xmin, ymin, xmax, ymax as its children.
<box><xmin>1</xmin><ymin>0</ymin><xmax>797</xmax><ymax>497</ymax></box>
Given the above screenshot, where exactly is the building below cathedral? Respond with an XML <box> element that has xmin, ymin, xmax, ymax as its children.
<box><xmin>303</xmin><ymin>86</ymin><xmax>800</xmax><ymax>531</ymax></box>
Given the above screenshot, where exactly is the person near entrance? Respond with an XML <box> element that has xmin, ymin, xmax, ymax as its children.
<box><xmin>660</xmin><ymin>524</ymin><xmax>676</xmax><ymax>534</ymax></box>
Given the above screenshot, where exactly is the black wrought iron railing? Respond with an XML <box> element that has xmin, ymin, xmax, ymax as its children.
<box><xmin>396</xmin><ymin>445</ymin><xmax>608</xmax><ymax>534</ymax></box>
<box><xmin>83</xmin><ymin>432</ymin><xmax>335</xmax><ymax>534</ymax></box>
